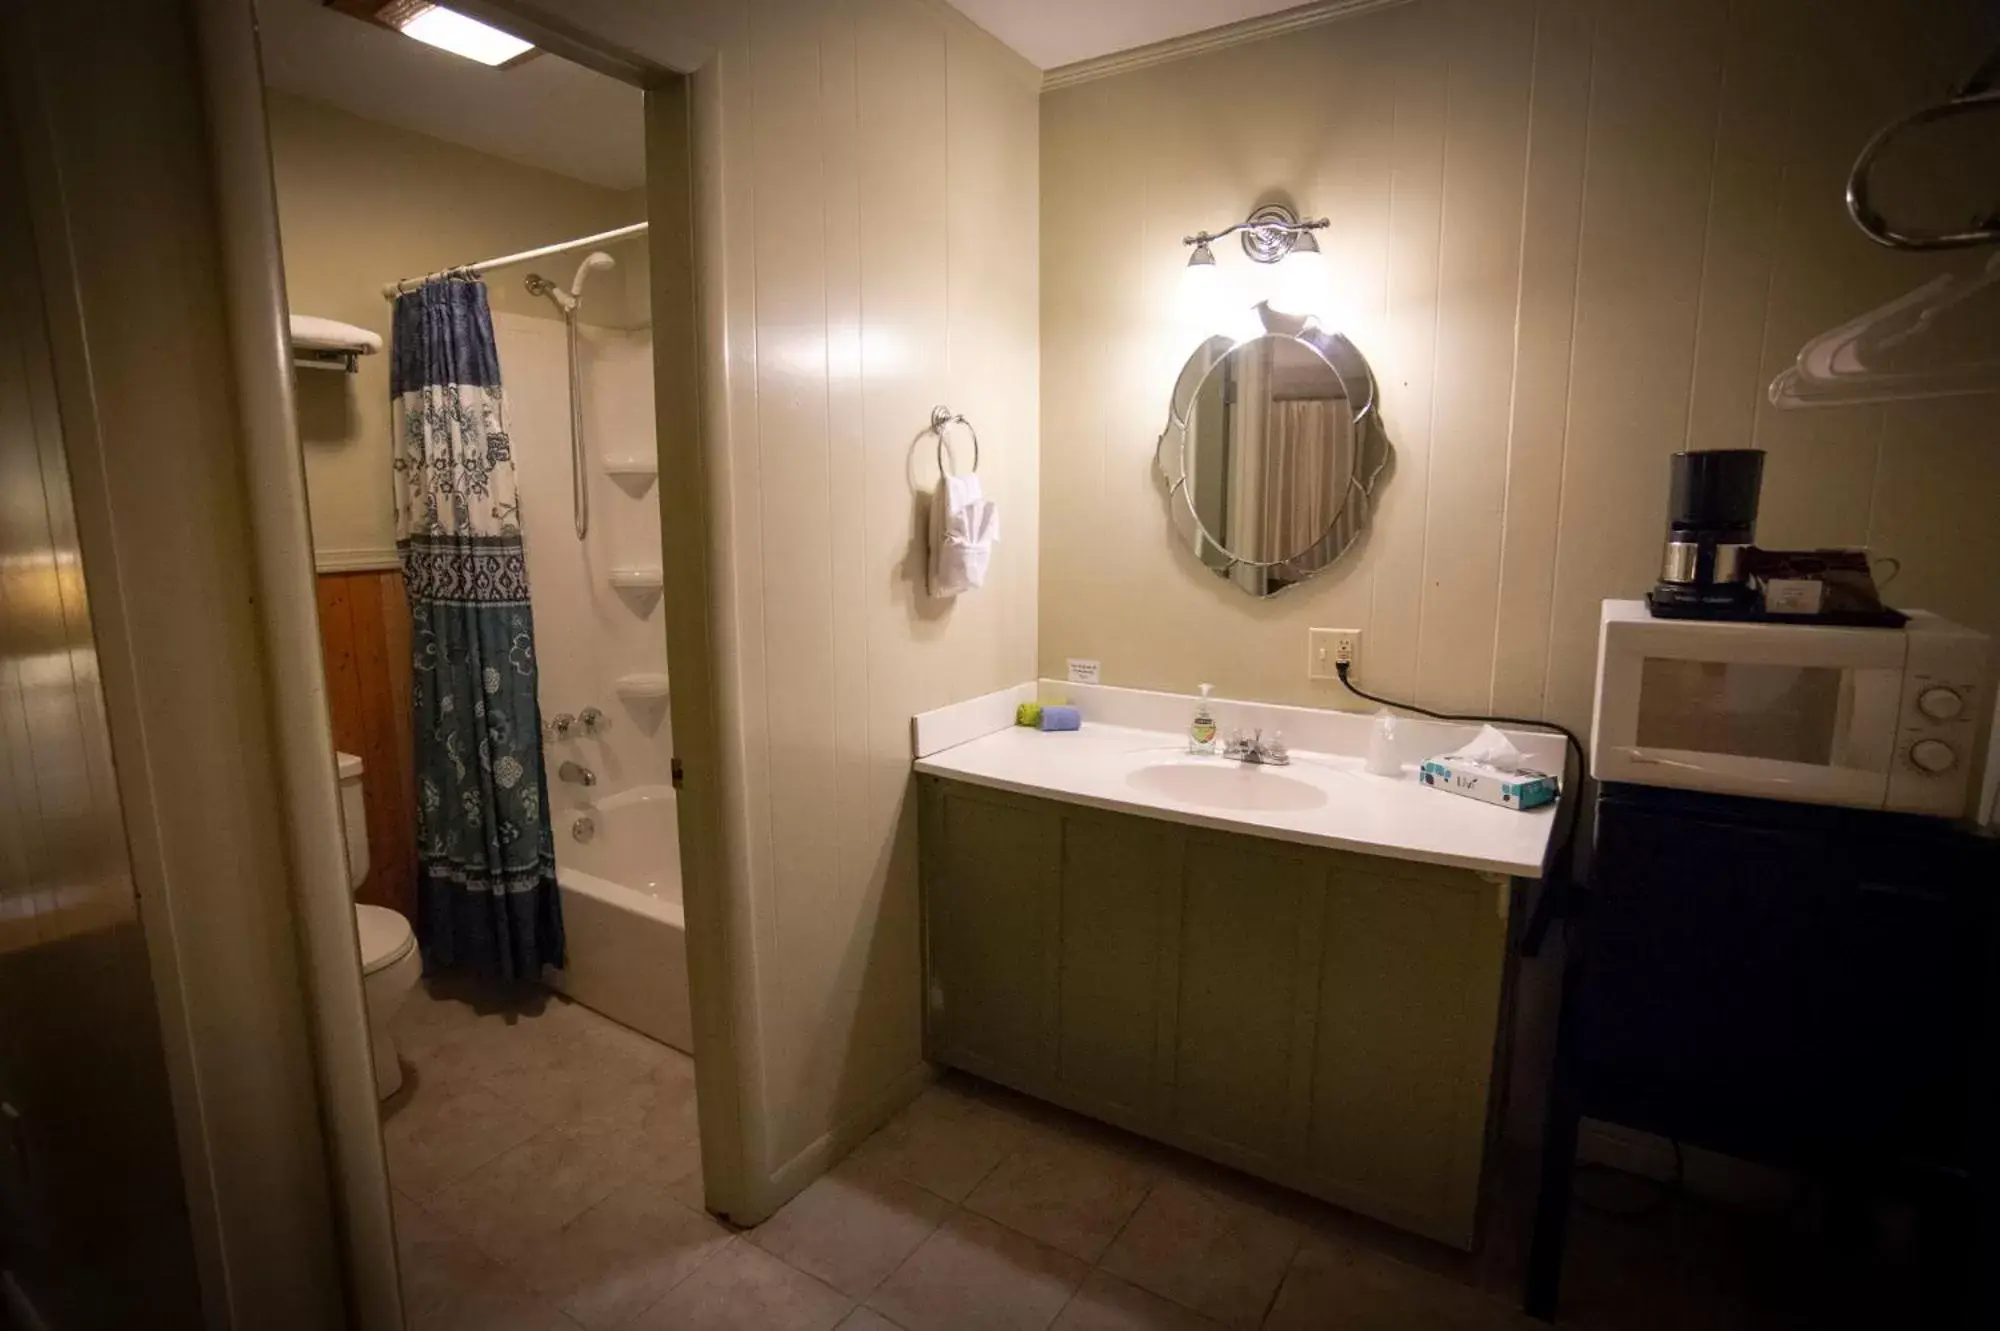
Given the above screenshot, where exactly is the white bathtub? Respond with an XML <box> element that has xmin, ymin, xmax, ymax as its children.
<box><xmin>546</xmin><ymin>784</ymin><xmax>692</xmax><ymax>1052</ymax></box>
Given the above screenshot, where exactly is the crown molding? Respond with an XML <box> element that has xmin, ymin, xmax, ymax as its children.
<box><xmin>1041</xmin><ymin>0</ymin><xmax>1415</xmax><ymax>93</ymax></box>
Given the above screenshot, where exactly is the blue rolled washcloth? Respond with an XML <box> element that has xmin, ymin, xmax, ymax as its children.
<box><xmin>1037</xmin><ymin>705</ymin><xmax>1082</xmax><ymax>732</ymax></box>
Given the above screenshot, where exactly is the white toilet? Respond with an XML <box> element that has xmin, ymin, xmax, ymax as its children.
<box><xmin>337</xmin><ymin>752</ymin><xmax>423</xmax><ymax>1099</ymax></box>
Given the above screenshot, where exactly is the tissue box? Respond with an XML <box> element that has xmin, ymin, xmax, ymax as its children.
<box><xmin>1419</xmin><ymin>757</ymin><xmax>1558</xmax><ymax>811</ymax></box>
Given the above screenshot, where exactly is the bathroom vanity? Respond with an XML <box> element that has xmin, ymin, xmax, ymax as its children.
<box><xmin>914</xmin><ymin>687</ymin><xmax>1563</xmax><ymax>1249</ymax></box>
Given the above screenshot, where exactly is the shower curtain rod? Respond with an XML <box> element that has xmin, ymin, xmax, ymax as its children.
<box><xmin>380</xmin><ymin>220</ymin><xmax>648</xmax><ymax>298</ymax></box>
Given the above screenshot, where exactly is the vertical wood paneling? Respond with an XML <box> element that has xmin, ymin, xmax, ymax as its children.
<box><xmin>315</xmin><ymin>569</ymin><xmax>414</xmax><ymax>922</ymax></box>
<box><xmin>1415</xmin><ymin>0</ymin><xmax>1538</xmax><ymax>712</ymax></box>
<box><xmin>710</xmin><ymin>0</ymin><xmax>1041</xmax><ymax>1173</ymax></box>
<box><xmin>1041</xmin><ymin>0</ymin><xmax>2000</xmax><ymax>742</ymax></box>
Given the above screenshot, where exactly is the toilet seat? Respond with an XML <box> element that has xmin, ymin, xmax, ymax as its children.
<box><xmin>355</xmin><ymin>904</ymin><xmax>417</xmax><ymax>975</ymax></box>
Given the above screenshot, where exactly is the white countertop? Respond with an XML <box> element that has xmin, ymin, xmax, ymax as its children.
<box><xmin>914</xmin><ymin>722</ymin><xmax>1560</xmax><ymax>879</ymax></box>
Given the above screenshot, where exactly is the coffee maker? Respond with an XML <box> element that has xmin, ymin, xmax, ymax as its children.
<box><xmin>1648</xmin><ymin>448</ymin><xmax>1764</xmax><ymax>618</ymax></box>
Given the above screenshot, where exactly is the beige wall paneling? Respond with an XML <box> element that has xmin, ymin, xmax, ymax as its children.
<box><xmin>1039</xmin><ymin>0</ymin><xmax>2000</xmax><ymax>746</ymax></box>
<box><xmin>268</xmin><ymin>91</ymin><xmax>646</xmax><ymax>564</ymax></box>
<box><xmin>503</xmin><ymin>0</ymin><xmax>1040</xmax><ymax>1224</ymax></box>
<box><xmin>4</xmin><ymin>0</ymin><xmax>354</xmax><ymax>1322</ymax></box>
<box><xmin>0</xmin><ymin>79</ymin><xmax>205</xmax><ymax>1331</ymax></box>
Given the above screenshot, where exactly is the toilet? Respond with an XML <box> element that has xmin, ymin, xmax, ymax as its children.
<box><xmin>337</xmin><ymin>752</ymin><xmax>423</xmax><ymax>1099</ymax></box>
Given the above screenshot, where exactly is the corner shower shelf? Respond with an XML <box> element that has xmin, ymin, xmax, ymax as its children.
<box><xmin>614</xmin><ymin>673</ymin><xmax>671</xmax><ymax>701</ymax></box>
<box><xmin>602</xmin><ymin>455</ymin><xmax>658</xmax><ymax>477</ymax></box>
<box><xmin>607</xmin><ymin>566</ymin><xmax>664</xmax><ymax>591</ymax></box>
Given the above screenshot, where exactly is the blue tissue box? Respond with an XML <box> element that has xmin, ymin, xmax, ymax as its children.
<box><xmin>1419</xmin><ymin>757</ymin><xmax>1557</xmax><ymax>811</ymax></box>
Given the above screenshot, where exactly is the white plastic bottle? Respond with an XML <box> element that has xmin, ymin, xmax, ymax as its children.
<box><xmin>1364</xmin><ymin>709</ymin><xmax>1401</xmax><ymax>777</ymax></box>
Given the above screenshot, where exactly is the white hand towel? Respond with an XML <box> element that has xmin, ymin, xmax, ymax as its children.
<box><xmin>928</xmin><ymin>472</ymin><xmax>999</xmax><ymax>598</ymax></box>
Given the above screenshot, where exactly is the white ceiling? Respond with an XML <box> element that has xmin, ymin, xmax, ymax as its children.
<box><xmin>253</xmin><ymin>0</ymin><xmax>1298</xmax><ymax>191</ymax></box>
<box><xmin>255</xmin><ymin>0</ymin><xmax>644</xmax><ymax>191</ymax></box>
<box><xmin>942</xmin><ymin>0</ymin><xmax>1311</xmax><ymax>70</ymax></box>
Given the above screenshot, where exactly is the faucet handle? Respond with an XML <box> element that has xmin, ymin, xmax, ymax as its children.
<box><xmin>546</xmin><ymin>712</ymin><xmax>576</xmax><ymax>741</ymax></box>
<box><xmin>579</xmin><ymin>706</ymin><xmax>607</xmax><ymax>736</ymax></box>
<box><xmin>1265</xmin><ymin>730</ymin><xmax>1291</xmax><ymax>765</ymax></box>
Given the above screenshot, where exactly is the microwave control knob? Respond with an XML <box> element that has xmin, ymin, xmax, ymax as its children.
<box><xmin>1915</xmin><ymin>687</ymin><xmax>1964</xmax><ymax>721</ymax></box>
<box><xmin>1909</xmin><ymin>739</ymin><xmax>1957</xmax><ymax>774</ymax></box>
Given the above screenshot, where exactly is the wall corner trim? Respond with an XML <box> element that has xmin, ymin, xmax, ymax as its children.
<box><xmin>314</xmin><ymin>547</ymin><xmax>401</xmax><ymax>574</ymax></box>
<box><xmin>1040</xmin><ymin>0</ymin><xmax>1416</xmax><ymax>92</ymax></box>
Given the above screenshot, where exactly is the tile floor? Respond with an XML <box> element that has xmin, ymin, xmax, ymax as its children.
<box><xmin>384</xmin><ymin>983</ymin><xmax>1921</xmax><ymax>1331</ymax></box>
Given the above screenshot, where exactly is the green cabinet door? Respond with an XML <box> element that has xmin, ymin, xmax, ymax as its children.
<box><xmin>920</xmin><ymin>782</ymin><xmax>1061</xmax><ymax>1083</ymax></box>
<box><xmin>1306</xmin><ymin>860</ymin><xmax>1509</xmax><ymax>1246</ymax></box>
<box><xmin>1055</xmin><ymin>812</ymin><xmax>1183</xmax><ymax>1121</ymax></box>
<box><xmin>1171</xmin><ymin>834</ymin><xmax>1325</xmax><ymax>1174</ymax></box>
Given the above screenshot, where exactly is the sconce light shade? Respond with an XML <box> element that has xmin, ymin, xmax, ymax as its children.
<box><xmin>1178</xmin><ymin>240</ymin><xmax>1225</xmax><ymax>329</ymax></box>
<box><xmin>1268</xmin><ymin>230</ymin><xmax>1329</xmax><ymax>318</ymax></box>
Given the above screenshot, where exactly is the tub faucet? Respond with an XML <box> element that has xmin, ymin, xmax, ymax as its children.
<box><xmin>557</xmin><ymin>760</ymin><xmax>597</xmax><ymax>787</ymax></box>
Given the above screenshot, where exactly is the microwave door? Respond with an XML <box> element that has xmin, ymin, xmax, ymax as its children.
<box><xmin>1594</xmin><ymin>620</ymin><xmax>1904</xmax><ymax>808</ymax></box>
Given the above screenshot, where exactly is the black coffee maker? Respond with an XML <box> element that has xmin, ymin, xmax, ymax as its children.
<box><xmin>1648</xmin><ymin>448</ymin><xmax>1764</xmax><ymax>619</ymax></box>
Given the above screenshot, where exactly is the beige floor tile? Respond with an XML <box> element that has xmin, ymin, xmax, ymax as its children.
<box><xmin>1264</xmin><ymin>1234</ymin><xmax>1529</xmax><ymax>1331</ymax></box>
<box><xmin>426</xmin><ymin>1124</ymin><xmax>635</xmax><ymax>1265</ymax></box>
<box><xmin>479</xmin><ymin>1015</ymin><xmax>664</xmax><ymax>1127</ymax></box>
<box><xmin>866</xmin><ymin>1210</ymin><xmax>1087</xmax><ymax>1331</ymax></box>
<box><xmin>965</xmin><ymin>1126</ymin><xmax>1156</xmax><ymax>1262</ymax></box>
<box><xmin>749</xmin><ymin>1160</ymin><xmax>952</xmax><ymax>1298</ymax></box>
<box><xmin>516</xmin><ymin>1178</ymin><xmax>732</xmax><ymax>1329</ymax></box>
<box><xmin>849</xmin><ymin>1083</ymin><xmax>1032</xmax><ymax>1202</ymax></box>
<box><xmin>394</xmin><ymin>1191</ymin><xmax>581</xmax><ymax>1331</ymax></box>
<box><xmin>836</xmin><ymin>1310</ymin><xmax>908</xmax><ymax>1331</ymax></box>
<box><xmin>1098</xmin><ymin>1177</ymin><xmax>1301</xmax><ymax>1328</ymax></box>
<box><xmin>1050</xmin><ymin>1271</ymin><xmax>1226</xmax><ymax>1331</ymax></box>
<box><xmin>384</xmin><ymin>1083</ymin><xmax>541</xmax><ymax>1200</ymax></box>
<box><xmin>629</xmin><ymin>1239</ymin><xmax>854</xmax><ymax>1331</ymax></box>
<box><xmin>568</xmin><ymin>1053</ymin><xmax>701</xmax><ymax>1154</ymax></box>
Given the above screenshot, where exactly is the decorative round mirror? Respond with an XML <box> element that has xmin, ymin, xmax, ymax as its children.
<box><xmin>1155</xmin><ymin>306</ymin><xmax>1388</xmax><ymax>596</ymax></box>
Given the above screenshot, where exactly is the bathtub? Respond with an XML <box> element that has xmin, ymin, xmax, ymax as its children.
<box><xmin>546</xmin><ymin>784</ymin><xmax>693</xmax><ymax>1052</ymax></box>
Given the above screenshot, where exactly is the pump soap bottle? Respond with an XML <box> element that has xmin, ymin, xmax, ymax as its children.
<box><xmin>1189</xmin><ymin>684</ymin><xmax>1221</xmax><ymax>756</ymax></box>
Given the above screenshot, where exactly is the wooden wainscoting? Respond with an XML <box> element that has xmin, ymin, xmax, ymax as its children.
<box><xmin>317</xmin><ymin>568</ymin><xmax>416</xmax><ymax>921</ymax></box>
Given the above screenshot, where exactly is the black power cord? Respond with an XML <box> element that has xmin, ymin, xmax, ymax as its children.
<box><xmin>1333</xmin><ymin>661</ymin><xmax>1585</xmax><ymax>954</ymax></box>
<box><xmin>1333</xmin><ymin>660</ymin><xmax>1585</xmax><ymax>780</ymax></box>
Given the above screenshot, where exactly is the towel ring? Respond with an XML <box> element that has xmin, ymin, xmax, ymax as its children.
<box><xmin>930</xmin><ymin>405</ymin><xmax>980</xmax><ymax>476</ymax></box>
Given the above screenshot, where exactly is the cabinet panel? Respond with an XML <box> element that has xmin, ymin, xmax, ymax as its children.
<box><xmin>1173</xmin><ymin>837</ymin><xmax>1324</xmax><ymax>1168</ymax></box>
<box><xmin>925</xmin><ymin>786</ymin><xmax>1060</xmax><ymax>1079</ymax></box>
<box><xmin>1057</xmin><ymin>813</ymin><xmax>1182</xmax><ymax>1117</ymax></box>
<box><xmin>1308</xmin><ymin>867</ymin><xmax>1506</xmax><ymax>1242</ymax></box>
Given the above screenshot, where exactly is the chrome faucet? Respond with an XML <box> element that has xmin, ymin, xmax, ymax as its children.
<box><xmin>1224</xmin><ymin>727</ymin><xmax>1291</xmax><ymax>767</ymax></box>
<box><xmin>578</xmin><ymin>705</ymin><xmax>606</xmax><ymax>736</ymax></box>
<box><xmin>557</xmin><ymin>760</ymin><xmax>597</xmax><ymax>787</ymax></box>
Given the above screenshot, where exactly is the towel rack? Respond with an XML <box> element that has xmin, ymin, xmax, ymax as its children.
<box><xmin>929</xmin><ymin>405</ymin><xmax>981</xmax><ymax>475</ymax></box>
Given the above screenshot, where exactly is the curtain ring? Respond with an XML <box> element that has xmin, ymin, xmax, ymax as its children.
<box><xmin>930</xmin><ymin>405</ymin><xmax>980</xmax><ymax>476</ymax></box>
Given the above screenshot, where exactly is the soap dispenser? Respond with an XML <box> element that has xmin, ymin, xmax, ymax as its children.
<box><xmin>1189</xmin><ymin>684</ymin><xmax>1220</xmax><ymax>755</ymax></box>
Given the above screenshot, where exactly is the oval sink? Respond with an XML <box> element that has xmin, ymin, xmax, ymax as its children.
<box><xmin>1125</xmin><ymin>761</ymin><xmax>1328</xmax><ymax>813</ymax></box>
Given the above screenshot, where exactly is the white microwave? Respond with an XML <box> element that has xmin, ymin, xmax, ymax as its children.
<box><xmin>1590</xmin><ymin>599</ymin><xmax>1994</xmax><ymax>818</ymax></box>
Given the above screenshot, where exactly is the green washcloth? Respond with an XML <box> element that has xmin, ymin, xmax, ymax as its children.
<box><xmin>1015</xmin><ymin>702</ymin><xmax>1043</xmax><ymax>727</ymax></box>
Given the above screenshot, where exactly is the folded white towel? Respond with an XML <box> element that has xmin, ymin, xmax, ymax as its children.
<box><xmin>928</xmin><ymin>471</ymin><xmax>998</xmax><ymax>598</ymax></box>
<box><xmin>289</xmin><ymin>314</ymin><xmax>382</xmax><ymax>355</ymax></box>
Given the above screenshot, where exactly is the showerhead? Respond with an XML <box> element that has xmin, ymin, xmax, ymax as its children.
<box><xmin>569</xmin><ymin>251</ymin><xmax>618</xmax><ymax>300</ymax></box>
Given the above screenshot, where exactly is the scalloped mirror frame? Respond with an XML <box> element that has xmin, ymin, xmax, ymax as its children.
<box><xmin>1155</xmin><ymin>304</ymin><xmax>1390</xmax><ymax>597</ymax></box>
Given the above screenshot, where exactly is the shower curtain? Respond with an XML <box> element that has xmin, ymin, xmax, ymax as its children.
<box><xmin>391</xmin><ymin>277</ymin><xmax>564</xmax><ymax>980</ymax></box>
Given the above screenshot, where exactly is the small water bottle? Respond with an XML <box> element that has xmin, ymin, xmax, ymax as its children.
<box><xmin>1364</xmin><ymin>709</ymin><xmax>1401</xmax><ymax>777</ymax></box>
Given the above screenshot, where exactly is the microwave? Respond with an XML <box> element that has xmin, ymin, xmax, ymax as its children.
<box><xmin>1590</xmin><ymin>599</ymin><xmax>1994</xmax><ymax>817</ymax></box>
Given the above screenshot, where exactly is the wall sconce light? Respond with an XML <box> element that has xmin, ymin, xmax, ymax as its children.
<box><xmin>1179</xmin><ymin>203</ymin><xmax>1331</xmax><ymax>331</ymax></box>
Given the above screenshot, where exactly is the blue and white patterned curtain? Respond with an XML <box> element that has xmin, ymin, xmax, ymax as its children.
<box><xmin>391</xmin><ymin>277</ymin><xmax>563</xmax><ymax>980</ymax></box>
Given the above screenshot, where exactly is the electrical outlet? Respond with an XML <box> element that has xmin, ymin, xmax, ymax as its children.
<box><xmin>1308</xmin><ymin>628</ymin><xmax>1361</xmax><ymax>681</ymax></box>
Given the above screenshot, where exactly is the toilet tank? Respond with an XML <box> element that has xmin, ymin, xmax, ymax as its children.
<box><xmin>336</xmin><ymin>751</ymin><xmax>368</xmax><ymax>890</ymax></box>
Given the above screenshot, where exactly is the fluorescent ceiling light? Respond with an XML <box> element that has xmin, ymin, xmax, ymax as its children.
<box><xmin>390</xmin><ymin>4</ymin><xmax>534</xmax><ymax>66</ymax></box>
